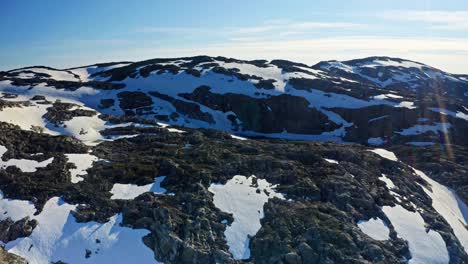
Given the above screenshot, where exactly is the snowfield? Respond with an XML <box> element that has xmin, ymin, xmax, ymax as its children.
<box><xmin>209</xmin><ymin>175</ymin><xmax>284</xmax><ymax>260</ymax></box>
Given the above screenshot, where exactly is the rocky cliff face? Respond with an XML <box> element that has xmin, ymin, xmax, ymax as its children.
<box><xmin>0</xmin><ymin>56</ymin><xmax>467</xmax><ymax>264</ymax></box>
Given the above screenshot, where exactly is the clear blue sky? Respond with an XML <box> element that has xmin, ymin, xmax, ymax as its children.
<box><xmin>1</xmin><ymin>0</ymin><xmax>468</xmax><ymax>73</ymax></box>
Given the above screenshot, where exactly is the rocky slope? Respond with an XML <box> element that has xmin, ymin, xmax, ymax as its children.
<box><xmin>0</xmin><ymin>56</ymin><xmax>467</xmax><ymax>264</ymax></box>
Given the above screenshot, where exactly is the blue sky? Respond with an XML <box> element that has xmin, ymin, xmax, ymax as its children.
<box><xmin>1</xmin><ymin>0</ymin><xmax>468</xmax><ymax>73</ymax></box>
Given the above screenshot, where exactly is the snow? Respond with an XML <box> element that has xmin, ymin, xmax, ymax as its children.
<box><xmin>430</xmin><ymin>107</ymin><xmax>468</xmax><ymax>122</ymax></box>
<box><xmin>395</xmin><ymin>101</ymin><xmax>416</xmax><ymax>109</ymax></box>
<box><xmin>395</xmin><ymin>123</ymin><xmax>451</xmax><ymax>136</ymax></box>
<box><xmin>5</xmin><ymin>197</ymin><xmax>157</xmax><ymax>264</ymax></box>
<box><xmin>208</xmin><ymin>175</ymin><xmax>284</xmax><ymax>260</ymax></box>
<box><xmin>382</xmin><ymin>205</ymin><xmax>449</xmax><ymax>264</ymax></box>
<box><xmin>230</xmin><ymin>134</ymin><xmax>248</xmax><ymax>140</ymax></box>
<box><xmin>369</xmin><ymin>59</ymin><xmax>424</xmax><ymax>69</ymax></box>
<box><xmin>110</xmin><ymin>176</ymin><xmax>167</xmax><ymax>200</ymax></box>
<box><xmin>373</xmin><ymin>93</ymin><xmax>403</xmax><ymax>100</ymax></box>
<box><xmin>0</xmin><ymin>102</ymin><xmax>58</xmax><ymax>135</ymax></box>
<box><xmin>413</xmin><ymin>168</ymin><xmax>468</xmax><ymax>253</ymax></box>
<box><xmin>0</xmin><ymin>57</ymin><xmax>423</xmax><ymax>144</ymax></box>
<box><xmin>379</xmin><ymin>174</ymin><xmax>396</xmax><ymax>189</ymax></box>
<box><xmin>70</xmin><ymin>63</ymin><xmax>132</xmax><ymax>82</ymax></box>
<box><xmin>11</xmin><ymin>68</ymin><xmax>79</xmax><ymax>82</ymax></box>
<box><xmin>369</xmin><ymin>148</ymin><xmax>398</xmax><ymax>161</ymax></box>
<box><xmin>65</xmin><ymin>154</ymin><xmax>99</xmax><ymax>183</ymax></box>
<box><xmin>324</xmin><ymin>158</ymin><xmax>339</xmax><ymax>164</ymax></box>
<box><xmin>0</xmin><ymin>191</ymin><xmax>36</xmax><ymax>222</ymax></box>
<box><xmin>368</xmin><ymin>137</ymin><xmax>385</xmax><ymax>146</ymax></box>
<box><xmin>357</xmin><ymin>217</ymin><xmax>390</xmax><ymax>241</ymax></box>
<box><xmin>0</xmin><ymin>145</ymin><xmax>54</xmax><ymax>173</ymax></box>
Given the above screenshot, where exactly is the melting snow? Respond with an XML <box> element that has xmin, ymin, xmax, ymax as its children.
<box><xmin>0</xmin><ymin>145</ymin><xmax>54</xmax><ymax>173</ymax></box>
<box><xmin>208</xmin><ymin>175</ymin><xmax>284</xmax><ymax>260</ymax></box>
<box><xmin>110</xmin><ymin>176</ymin><xmax>167</xmax><ymax>200</ymax></box>
<box><xmin>357</xmin><ymin>217</ymin><xmax>390</xmax><ymax>241</ymax></box>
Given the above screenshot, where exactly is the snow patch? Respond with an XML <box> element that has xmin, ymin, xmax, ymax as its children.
<box><xmin>324</xmin><ymin>158</ymin><xmax>339</xmax><ymax>164</ymax></box>
<box><xmin>110</xmin><ymin>176</ymin><xmax>167</xmax><ymax>200</ymax></box>
<box><xmin>65</xmin><ymin>154</ymin><xmax>99</xmax><ymax>183</ymax></box>
<box><xmin>208</xmin><ymin>175</ymin><xmax>284</xmax><ymax>260</ymax></box>
<box><xmin>357</xmin><ymin>217</ymin><xmax>389</xmax><ymax>241</ymax></box>
<box><xmin>369</xmin><ymin>148</ymin><xmax>398</xmax><ymax>161</ymax></box>
<box><xmin>0</xmin><ymin>145</ymin><xmax>54</xmax><ymax>173</ymax></box>
<box><xmin>5</xmin><ymin>197</ymin><xmax>157</xmax><ymax>264</ymax></box>
<box><xmin>383</xmin><ymin>205</ymin><xmax>449</xmax><ymax>264</ymax></box>
<box><xmin>413</xmin><ymin>168</ymin><xmax>468</xmax><ymax>253</ymax></box>
<box><xmin>0</xmin><ymin>191</ymin><xmax>36</xmax><ymax>222</ymax></box>
<box><xmin>395</xmin><ymin>123</ymin><xmax>451</xmax><ymax>136</ymax></box>
<box><xmin>379</xmin><ymin>174</ymin><xmax>396</xmax><ymax>189</ymax></box>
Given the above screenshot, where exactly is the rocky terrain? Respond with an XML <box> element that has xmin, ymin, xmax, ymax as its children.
<box><xmin>0</xmin><ymin>56</ymin><xmax>466</xmax><ymax>264</ymax></box>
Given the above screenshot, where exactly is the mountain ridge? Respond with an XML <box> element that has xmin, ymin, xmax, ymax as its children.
<box><xmin>0</xmin><ymin>55</ymin><xmax>467</xmax><ymax>264</ymax></box>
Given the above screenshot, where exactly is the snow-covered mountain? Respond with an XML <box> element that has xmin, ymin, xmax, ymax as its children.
<box><xmin>0</xmin><ymin>56</ymin><xmax>467</xmax><ymax>264</ymax></box>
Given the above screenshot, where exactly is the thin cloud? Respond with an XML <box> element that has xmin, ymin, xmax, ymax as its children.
<box><xmin>137</xmin><ymin>20</ymin><xmax>364</xmax><ymax>37</ymax></box>
<box><xmin>382</xmin><ymin>10</ymin><xmax>468</xmax><ymax>30</ymax></box>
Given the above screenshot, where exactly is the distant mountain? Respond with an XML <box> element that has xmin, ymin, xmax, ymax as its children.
<box><xmin>0</xmin><ymin>56</ymin><xmax>467</xmax><ymax>263</ymax></box>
